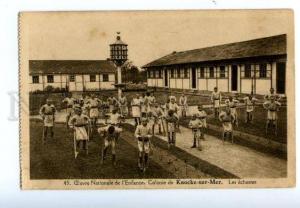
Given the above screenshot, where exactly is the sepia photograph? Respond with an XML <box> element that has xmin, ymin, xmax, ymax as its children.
<box><xmin>19</xmin><ymin>10</ymin><xmax>295</xmax><ymax>189</ymax></box>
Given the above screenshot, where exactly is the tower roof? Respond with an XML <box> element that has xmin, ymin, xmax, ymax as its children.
<box><xmin>110</xmin><ymin>32</ymin><xmax>127</xmax><ymax>46</ymax></box>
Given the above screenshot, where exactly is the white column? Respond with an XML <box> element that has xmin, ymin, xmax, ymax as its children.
<box><xmin>237</xmin><ymin>65</ymin><xmax>241</xmax><ymax>93</ymax></box>
<box><xmin>271</xmin><ymin>62</ymin><xmax>277</xmax><ymax>91</ymax></box>
<box><xmin>117</xmin><ymin>66</ymin><xmax>122</xmax><ymax>99</ymax></box>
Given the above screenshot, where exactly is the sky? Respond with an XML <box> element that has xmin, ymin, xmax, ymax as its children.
<box><xmin>23</xmin><ymin>10</ymin><xmax>293</xmax><ymax>68</ymax></box>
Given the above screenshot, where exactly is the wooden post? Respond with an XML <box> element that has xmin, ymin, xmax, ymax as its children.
<box><xmin>42</xmin><ymin>75</ymin><xmax>45</xmax><ymax>91</ymax></box>
<box><xmin>60</xmin><ymin>73</ymin><xmax>63</xmax><ymax>89</ymax></box>
<box><xmin>270</xmin><ymin>62</ymin><xmax>273</xmax><ymax>89</ymax></box>
<box><xmin>239</xmin><ymin>64</ymin><xmax>242</xmax><ymax>93</ymax></box>
<box><xmin>254</xmin><ymin>64</ymin><xmax>256</xmax><ymax>94</ymax></box>
<box><xmin>99</xmin><ymin>74</ymin><xmax>101</xmax><ymax>90</ymax></box>
<box><xmin>215</xmin><ymin>66</ymin><xmax>218</xmax><ymax>88</ymax></box>
<box><xmin>82</xmin><ymin>74</ymin><xmax>85</xmax><ymax>92</ymax></box>
<box><xmin>227</xmin><ymin>66</ymin><xmax>229</xmax><ymax>92</ymax></box>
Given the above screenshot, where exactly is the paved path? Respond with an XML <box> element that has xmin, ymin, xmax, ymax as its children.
<box><xmin>155</xmin><ymin>126</ymin><xmax>287</xmax><ymax>178</ymax></box>
<box><xmin>32</xmin><ymin>110</ymin><xmax>287</xmax><ymax>178</ymax></box>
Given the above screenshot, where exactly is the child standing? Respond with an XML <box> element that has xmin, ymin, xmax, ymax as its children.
<box><xmin>98</xmin><ymin>124</ymin><xmax>122</xmax><ymax>166</ymax></box>
<box><xmin>195</xmin><ymin>105</ymin><xmax>207</xmax><ymax>140</ymax></box>
<box><xmin>131</xmin><ymin>94</ymin><xmax>141</xmax><ymax>126</ymax></box>
<box><xmin>165</xmin><ymin>109</ymin><xmax>179</xmax><ymax>148</ymax></box>
<box><xmin>225</xmin><ymin>96</ymin><xmax>240</xmax><ymax>126</ymax></box>
<box><xmin>134</xmin><ymin>117</ymin><xmax>152</xmax><ymax>171</ymax></box>
<box><xmin>68</xmin><ymin>106</ymin><xmax>90</xmax><ymax>158</ymax></box>
<box><xmin>188</xmin><ymin>114</ymin><xmax>203</xmax><ymax>150</ymax></box>
<box><xmin>219</xmin><ymin>107</ymin><xmax>235</xmax><ymax>143</ymax></box>
<box><xmin>39</xmin><ymin>98</ymin><xmax>56</xmax><ymax>141</ymax></box>
<box><xmin>263</xmin><ymin>96</ymin><xmax>281</xmax><ymax>135</ymax></box>
<box><xmin>243</xmin><ymin>94</ymin><xmax>258</xmax><ymax>123</ymax></box>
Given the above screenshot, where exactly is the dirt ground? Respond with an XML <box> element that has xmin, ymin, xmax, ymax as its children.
<box><xmin>30</xmin><ymin>121</ymin><xmax>210</xmax><ymax>179</ymax></box>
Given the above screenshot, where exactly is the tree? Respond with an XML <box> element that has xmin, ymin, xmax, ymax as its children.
<box><xmin>121</xmin><ymin>61</ymin><xmax>147</xmax><ymax>84</ymax></box>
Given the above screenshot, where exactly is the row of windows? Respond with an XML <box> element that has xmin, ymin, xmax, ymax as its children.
<box><xmin>241</xmin><ymin>63</ymin><xmax>270</xmax><ymax>78</ymax></box>
<box><xmin>147</xmin><ymin>64</ymin><xmax>271</xmax><ymax>79</ymax></box>
<box><xmin>32</xmin><ymin>74</ymin><xmax>110</xmax><ymax>84</ymax></box>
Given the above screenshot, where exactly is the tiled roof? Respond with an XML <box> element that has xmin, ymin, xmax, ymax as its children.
<box><xmin>29</xmin><ymin>60</ymin><xmax>117</xmax><ymax>75</ymax></box>
<box><xmin>143</xmin><ymin>34</ymin><xmax>286</xmax><ymax>68</ymax></box>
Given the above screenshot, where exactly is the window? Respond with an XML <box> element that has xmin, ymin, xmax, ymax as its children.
<box><xmin>259</xmin><ymin>63</ymin><xmax>267</xmax><ymax>78</ymax></box>
<box><xmin>32</xmin><ymin>75</ymin><xmax>39</xmax><ymax>83</ymax></box>
<box><xmin>90</xmin><ymin>74</ymin><xmax>96</xmax><ymax>82</ymax></box>
<box><xmin>244</xmin><ymin>64</ymin><xmax>251</xmax><ymax>78</ymax></box>
<box><xmin>177</xmin><ymin>68</ymin><xmax>181</xmax><ymax>78</ymax></box>
<box><xmin>103</xmin><ymin>74</ymin><xmax>109</xmax><ymax>82</ymax></box>
<box><xmin>184</xmin><ymin>68</ymin><xmax>189</xmax><ymax>78</ymax></box>
<box><xmin>200</xmin><ymin>67</ymin><xmax>205</xmax><ymax>78</ymax></box>
<box><xmin>170</xmin><ymin>69</ymin><xmax>174</xmax><ymax>78</ymax></box>
<box><xmin>209</xmin><ymin>67</ymin><xmax>214</xmax><ymax>78</ymax></box>
<box><xmin>47</xmin><ymin>75</ymin><xmax>54</xmax><ymax>83</ymax></box>
<box><xmin>147</xmin><ymin>71</ymin><xmax>150</xmax><ymax>78</ymax></box>
<box><xmin>219</xmin><ymin>66</ymin><xmax>226</xmax><ymax>78</ymax></box>
<box><xmin>69</xmin><ymin>75</ymin><xmax>75</xmax><ymax>82</ymax></box>
<box><xmin>158</xmin><ymin>70</ymin><xmax>162</xmax><ymax>78</ymax></box>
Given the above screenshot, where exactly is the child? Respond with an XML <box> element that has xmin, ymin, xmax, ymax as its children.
<box><xmin>131</xmin><ymin>94</ymin><xmax>141</xmax><ymax>126</ymax></box>
<box><xmin>263</xmin><ymin>96</ymin><xmax>281</xmax><ymax>135</ymax></box>
<box><xmin>165</xmin><ymin>109</ymin><xmax>179</xmax><ymax>148</ymax></box>
<box><xmin>107</xmin><ymin>96</ymin><xmax>116</xmax><ymax>113</ymax></box>
<box><xmin>179</xmin><ymin>93</ymin><xmax>188</xmax><ymax>118</ymax></box>
<box><xmin>109</xmin><ymin>109</ymin><xmax>122</xmax><ymax>126</ymax></box>
<box><xmin>148</xmin><ymin>92</ymin><xmax>156</xmax><ymax>112</ymax></box>
<box><xmin>264</xmin><ymin>87</ymin><xmax>282</xmax><ymax>102</ymax></box>
<box><xmin>219</xmin><ymin>107</ymin><xmax>235</xmax><ymax>143</ymax></box>
<box><xmin>243</xmin><ymin>94</ymin><xmax>258</xmax><ymax>123</ymax></box>
<box><xmin>134</xmin><ymin>117</ymin><xmax>152</xmax><ymax>171</ymax></box>
<box><xmin>98</xmin><ymin>124</ymin><xmax>122</xmax><ymax>166</ymax></box>
<box><xmin>151</xmin><ymin>103</ymin><xmax>165</xmax><ymax>135</ymax></box>
<box><xmin>195</xmin><ymin>105</ymin><xmax>207</xmax><ymax>140</ymax></box>
<box><xmin>62</xmin><ymin>93</ymin><xmax>75</xmax><ymax>128</ymax></box>
<box><xmin>188</xmin><ymin>114</ymin><xmax>203</xmax><ymax>150</ymax></box>
<box><xmin>68</xmin><ymin>106</ymin><xmax>90</xmax><ymax>158</ymax></box>
<box><xmin>89</xmin><ymin>94</ymin><xmax>102</xmax><ymax>130</ymax></box>
<box><xmin>119</xmin><ymin>93</ymin><xmax>128</xmax><ymax>117</ymax></box>
<box><xmin>211</xmin><ymin>87</ymin><xmax>222</xmax><ymax>118</ymax></box>
<box><xmin>140</xmin><ymin>93</ymin><xmax>147</xmax><ymax>117</ymax></box>
<box><xmin>39</xmin><ymin>98</ymin><xmax>56</xmax><ymax>141</ymax></box>
<box><xmin>166</xmin><ymin>96</ymin><xmax>180</xmax><ymax>131</ymax></box>
<box><xmin>225</xmin><ymin>96</ymin><xmax>240</xmax><ymax>126</ymax></box>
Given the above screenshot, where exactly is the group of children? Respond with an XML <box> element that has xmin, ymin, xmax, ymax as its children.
<box><xmin>211</xmin><ymin>86</ymin><xmax>283</xmax><ymax>143</ymax></box>
<box><xmin>38</xmin><ymin>87</ymin><xmax>283</xmax><ymax>171</ymax></box>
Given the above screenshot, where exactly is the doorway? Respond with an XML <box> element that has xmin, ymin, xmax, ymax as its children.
<box><xmin>276</xmin><ymin>62</ymin><xmax>286</xmax><ymax>94</ymax></box>
<box><xmin>231</xmin><ymin>65</ymin><xmax>238</xmax><ymax>91</ymax></box>
<box><xmin>164</xmin><ymin>69</ymin><xmax>168</xmax><ymax>87</ymax></box>
<box><xmin>191</xmin><ymin>68</ymin><xmax>197</xmax><ymax>89</ymax></box>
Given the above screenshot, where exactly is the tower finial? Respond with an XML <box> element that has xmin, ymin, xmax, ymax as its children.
<box><xmin>116</xmin><ymin>32</ymin><xmax>121</xmax><ymax>40</ymax></box>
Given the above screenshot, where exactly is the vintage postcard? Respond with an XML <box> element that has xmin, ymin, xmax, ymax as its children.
<box><xmin>19</xmin><ymin>10</ymin><xmax>295</xmax><ymax>189</ymax></box>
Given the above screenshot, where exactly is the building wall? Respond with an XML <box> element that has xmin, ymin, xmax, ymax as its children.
<box><xmin>30</xmin><ymin>73</ymin><xmax>116</xmax><ymax>92</ymax></box>
<box><xmin>170</xmin><ymin>79</ymin><xmax>176</xmax><ymax>89</ymax></box>
<box><xmin>256</xmin><ymin>80</ymin><xmax>271</xmax><ymax>95</ymax></box>
<box><xmin>147</xmin><ymin>78</ymin><xmax>164</xmax><ymax>87</ymax></box>
<box><xmin>241</xmin><ymin>79</ymin><xmax>253</xmax><ymax>94</ymax></box>
<box><xmin>198</xmin><ymin>79</ymin><xmax>206</xmax><ymax>91</ymax></box>
<box><xmin>146</xmin><ymin>59</ymin><xmax>285</xmax><ymax>95</ymax></box>
<box><xmin>218</xmin><ymin>79</ymin><xmax>228</xmax><ymax>92</ymax></box>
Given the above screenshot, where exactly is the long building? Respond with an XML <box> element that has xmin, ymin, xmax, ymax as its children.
<box><xmin>29</xmin><ymin>60</ymin><xmax>117</xmax><ymax>92</ymax></box>
<box><xmin>143</xmin><ymin>34</ymin><xmax>287</xmax><ymax>95</ymax></box>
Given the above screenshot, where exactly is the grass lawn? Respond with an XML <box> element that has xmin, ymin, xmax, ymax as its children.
<box><xmin>30</xmin><ymin>120</ymin><xmax>174</xmax><ymax>179</ymax></box>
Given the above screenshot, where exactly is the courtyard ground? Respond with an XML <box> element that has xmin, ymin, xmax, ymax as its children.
<box><xmin>29</xmin><ymin>90</ymin><xmax>287</xmax><ymax>144</ymax></box>
<box><xmin>30</xmin><ymin>120</ymin><xmax>211</xmax><ymax>179</ymax></box>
